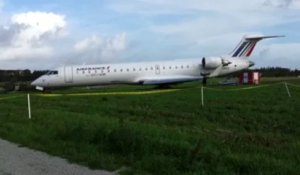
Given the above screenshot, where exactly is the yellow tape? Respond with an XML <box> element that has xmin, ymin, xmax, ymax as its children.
<box><xmin>38</xmin><ymin>94</ymin><xmax>63</xmax><ymax>97</ymax></box>
<box><xmin>202</xmin><ymin>84</ymin><xmax>272</xmax><ymax>91</ymax></box>
<box><xmin>202</xmin><ymin>82</ymin><xmax>300</xmax><ymax>91</ymax></box>
<box><xmin>287</xmin><ymin>83</ymin><xmax>300</xmax><ymax>88</ymax></box>
<box><xmin>1</xmin><ymin>81</ymin><xmax>298</xmax><ymax>99</ymax></box>
<box><xmin>36</xmin><ymin>89</ymin><xmax>180</xmax><ymax>97</ymax></box>
<box><xmin>226</xmin><ymin>84</ymin><xmax>272</xmax><ymax>91</ymax></box>
<box><xmin>0</xmin><ymin>95</ymin><xmax>25</xmax><ymax>101</ymax></box>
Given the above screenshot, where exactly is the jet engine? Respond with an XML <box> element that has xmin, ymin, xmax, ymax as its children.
<box><xmin>202</xmin><ymin>57</ymin><xmax>222</xmax><ymax>69</ymax></box>
<box><xmin>201</xmin><ymin>57</ymin><xmax>232</xmax><ymax>85</ymax></box>
<box><xmin>202</xmin><ymin>57</ymin><xmax>231</xmax><ymax>69</ymax></box>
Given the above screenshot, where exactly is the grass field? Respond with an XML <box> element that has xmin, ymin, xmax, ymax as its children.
<box><xmin>0</xmin><ymin>78</ymin><xmax>299</xmax><ymax>174</ymax></box>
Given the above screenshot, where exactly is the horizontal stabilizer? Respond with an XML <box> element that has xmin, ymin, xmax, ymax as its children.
<box><xmin>244</xmin><ymin>35</ymin><xmax>285</xmax><ymax>40</ymax></box>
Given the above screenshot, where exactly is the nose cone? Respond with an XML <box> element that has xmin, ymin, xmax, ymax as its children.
<box><xmin>31</xmin><ymin>78</ymin><xmax>42</xmax><ymax>87</ymax></box>
<box><xmin>31</xmin><ymin>79</ymin><xmax>38</xmax><ymax>86</ymax></box>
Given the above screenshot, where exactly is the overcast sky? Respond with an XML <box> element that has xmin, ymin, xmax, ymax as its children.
<box><xmin>0</xmin><ymin>0</ymin><xmax>299</xmax><ymax>70</ymax></box>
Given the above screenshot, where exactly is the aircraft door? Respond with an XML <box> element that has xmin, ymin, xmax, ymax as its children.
<box><xmin>155</xmin><ymin>65</ymin><xmax>160</xmax><ymax>75</ymax></box>
<box><xmin>64</xmin><ymin>66</ymin><xmax>73</xmax><ymax>83</ymax></box>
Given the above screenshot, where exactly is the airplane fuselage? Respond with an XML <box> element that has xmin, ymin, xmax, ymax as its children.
<box><xmin>32</xmin><ymin>57</ymin><xmax>251</xmax><ymax>89</ymax></box>
<box><xmin>31</xmin><ymin>35</ymin><xmax>282</xmax><ymax>90</ymax></box>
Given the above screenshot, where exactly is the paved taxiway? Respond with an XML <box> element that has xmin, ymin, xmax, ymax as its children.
<box><xmin>0</xmin><ymin>138</ymin><xmax>114</xmax><ymax>175</ymax></box>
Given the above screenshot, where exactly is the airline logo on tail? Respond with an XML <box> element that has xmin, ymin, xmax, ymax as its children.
<box><xmin>231</xmin><ymin>40</ymin><xmax>257</xmax><ymax>58</ymax></box>
<box><xmin>231</xmin><ymin>35</ymin><xmax>284</xmax><ymax>58</ymax></box>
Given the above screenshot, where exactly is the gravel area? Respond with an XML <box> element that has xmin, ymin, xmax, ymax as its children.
<box><xmin>0</xmin><ymin>138</ymin><xmax>115</xmax><ymax>175</ymax></box>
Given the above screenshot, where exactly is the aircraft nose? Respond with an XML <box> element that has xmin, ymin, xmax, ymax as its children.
<box><xmin>31</xmin><ymin>78</ymin><xmax>43</xmax><ymax>86</ymax></box>
<box><xmin>31</xmin><ymin>79</ymin><xmax>39</xmax><ymax>86</ymax></box>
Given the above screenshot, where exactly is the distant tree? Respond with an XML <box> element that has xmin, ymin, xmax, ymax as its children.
<box><xmin>21</xmin><ymin>69</ymin><xmax>32</xmax><ymax>81</ymax></box>
<box><xmin>252</xmin><ymin>67</ymin><xmax>296</xmax><ymax>77</ymax></box>
<box><xmin>3</xmin><ymin>81</ymin><xmax>15</xmax><ymax>92</ymax></box>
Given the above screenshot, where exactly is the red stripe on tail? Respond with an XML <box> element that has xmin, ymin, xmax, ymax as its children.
<box><xmin>246</xmin><ymin>42</ymin><xmax>257</xmax><ymax>57</ymax></box>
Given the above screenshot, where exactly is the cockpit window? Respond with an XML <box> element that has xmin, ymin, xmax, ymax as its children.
<box><xmin>46</xmin><ymin>70</ymin><xmax>58</xmax><ymax>75</ymax></box>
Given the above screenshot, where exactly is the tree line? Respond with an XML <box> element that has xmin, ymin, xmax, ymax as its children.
<box><xmin>251</xmin><ymin>67</ymin><xmax>300</xmax><ymax>77</ymax></box>
<box><xmin>0</xmin><ymin>69</ymin><xmax>49</xmax><ymax>82</ymax></box>
<box><xmin>0</xmin><ymin>70</ymin><xmax>49</xmax><ymax>92</ymax></box>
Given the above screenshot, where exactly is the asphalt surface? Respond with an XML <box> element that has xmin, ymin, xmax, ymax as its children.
<box><xmin>0</xmin><ymin>138</ymin><xmax>115</xmax><ymax>175</ymax></box>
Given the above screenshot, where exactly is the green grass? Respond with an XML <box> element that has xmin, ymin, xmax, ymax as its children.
<box><xmin>0</xmin><ymin>78</ymin><xmax>300</xmax><ymax>174</ymax></box>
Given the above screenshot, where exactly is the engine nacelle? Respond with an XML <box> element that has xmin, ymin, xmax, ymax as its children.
<box><xmin>202</xmin><ymin>57</ymin><xmax>222</xmax><ymax>69</ymax></box>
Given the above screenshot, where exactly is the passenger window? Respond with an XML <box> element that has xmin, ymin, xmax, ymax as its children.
<box><xmin>127</xmin><ymin>68</ymin><xmax>129</xmax><ymax>72</ymax></box>
<box><xmin>150</xmin><ymin>67</ymin><xmax>153</xmax><ymax>70</ymax></box>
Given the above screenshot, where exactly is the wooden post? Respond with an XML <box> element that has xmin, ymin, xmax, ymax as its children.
<box><xmin>27</xmin><ymin>94</ymin><xmax>31</xmax><ymax>119</ymax></box>
<box><xmin>201</xmin><ymin>86</ymin><xmax>204</xmax><ymax>107</ymax></box>
<box><xmin>285</xmin><ymin>82</ymin><xmax>291</xmax><ymax>98</ymax></box>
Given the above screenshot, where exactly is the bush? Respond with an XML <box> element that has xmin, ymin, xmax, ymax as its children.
<box><xmin>138</xmin><ymin>155</ymin><xmax>180</xmax><ymax>175</ymax></box>
<box><xmin>0</xmin><ymin>87</ymin><xmax>5</xmax><ymax>94</ymax></box>
<box><xmin>91</xmin><ymin>127</ymin><xmax>110</xmax><ymax>145</ymax></box>
<box><xmin>18</xmin><ymin>82</ymin><xmax>36</xmax><ymax>91</ymax></box>
<box><xmin>0</xmin><ymin>81</ymin><xmax>35</xmax><ymax>92</ymax></box>
<box><xmin>3</xmin><ymin>81</ymin><xmax>15</xmax><ymax>92</ymax></box>
<box><xmin>107</xmin><ymin>127</ymin><xmax>144</xmax><ymax>155</ymax></box>
<box><xmin>55</xmin><ymin>122</ymin><xmax>95</xmax><ymax>143</ymax></box>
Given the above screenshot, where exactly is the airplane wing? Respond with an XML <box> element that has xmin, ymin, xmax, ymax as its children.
<box><xmin>137</xmin><ymin>76</ymin><xmax>201</xmax><ymax>85</ymax></box>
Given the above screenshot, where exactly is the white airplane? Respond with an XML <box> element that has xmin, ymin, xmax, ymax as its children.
<box><xmin>31</xmin><ymin>35</ymin><xmax>282</xmax><ymax>91</ymax></box>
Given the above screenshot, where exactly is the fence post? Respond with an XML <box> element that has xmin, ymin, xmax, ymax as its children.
<box><xmin>201</xmin><ymin>86</ymin><xmax>204</xmax><ymax>107</ymax></box>
<box><xmin>285</xmin><ymin>82</ymin><xmax>291</xmax><ymax>98</ymax></box>
<box><xmin>27</xmin><ymin>94</ymin><xmax>31</xmax><ymax>119</ymax></box>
